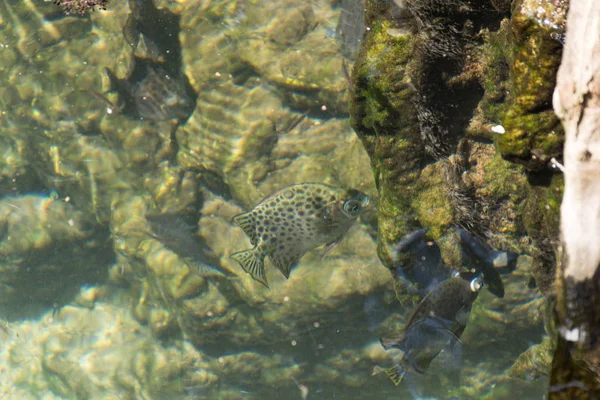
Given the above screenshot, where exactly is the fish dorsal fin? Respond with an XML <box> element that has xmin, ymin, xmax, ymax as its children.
<box><xmin>231</xmin><ymin>248</ymin><xmax>268</xmax><ymax>288</ymax></box>
<box><xmin>270</xmin><ymin>253</ymin><xmax>301</xmax><ymax>279</ymax></box>
<box><xmin>233</xmin><ymin>211</ymin><xmax>258</xmax><ymax>246</ymax></box>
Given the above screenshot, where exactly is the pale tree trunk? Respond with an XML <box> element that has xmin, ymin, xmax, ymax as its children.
<box><xmin>551</xmin><ymin>0</ymin><xmax>600</xmax><ymax>398</ymax></box>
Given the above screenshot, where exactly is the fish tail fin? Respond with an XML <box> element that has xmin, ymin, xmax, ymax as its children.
<box><xmin>231</xmin><ymin>248</ymin><xmax>268</xmax><ymax>288</ymax></box>
<box><xmin>372</xmin><ymin>364</ymin><xmax>406</xmax><ymax>386</ymax></box>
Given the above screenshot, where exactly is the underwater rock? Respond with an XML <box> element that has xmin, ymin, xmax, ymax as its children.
<box><xmin>522</xmin><ymin>174</ymin><xmax>562</xmax><ymax>297</ymax></box>
<box><xmin>0</xmin><ymin>195</ymin><xmax>112</xmax><ymax>318</ymax></box>
<box><xmin>0</xmin><ymin>130</ymin><xmax>34</xmax><ymax>197</ymax></box>
<box><xmin>0</xmin><ymin>195</ymin><xmax>91</xmax><ymax>255</ymax></box>
<box><xmin>235</xmin><ymin>0</ymin><xmax>351</xmax><ymax>115</ymax></box>
<box><xmin>349</xmin><ymin>0</ymin><xmax>504</xmax><ymax>270</ymax></box>
<box><xmin>54</xmin><ymin>0</ymin><xmax>108</xmax><ymax>15</ymax></box>
<box><xmin>497</xmin><ymin>0</ymin><xmax>567</xmax><ymax>171</ymax></box>
<box><xmin>176</xmin><ymin>0</ymin><xmax>376</xmax><ymax>210</ymax></box>
<box><xmin>0</xmin><ymin>293</ymin><xmax>225</xmax><ymax>399</ymax></box>
<box><xmin>508</xmin><ymin>336</ymin><xmax>553</xmax><ymax>381</ymax></box>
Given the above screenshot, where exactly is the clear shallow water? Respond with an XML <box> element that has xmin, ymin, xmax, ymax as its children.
<box><xmin>0</xmin><ymin>0</ymin><xmax>552</xmax><ymax>399</ymax></box>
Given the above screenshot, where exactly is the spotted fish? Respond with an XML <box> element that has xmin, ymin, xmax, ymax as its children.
<box><xmin>231</xmin><ymin>183</ymin><xmax>370</xmax><ymax>287</ymax></box>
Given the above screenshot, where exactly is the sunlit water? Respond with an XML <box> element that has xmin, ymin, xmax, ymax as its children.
<box><xmin>0</xmin><ymin>0</ymin><xmax>551</xmax><ymax>399</ymax></box>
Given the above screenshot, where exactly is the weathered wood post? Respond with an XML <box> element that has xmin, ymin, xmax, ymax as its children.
<box><xmin>551</xmin><ymin>0</ymin><xmax>600</xmax><ymax>397</ymax></box>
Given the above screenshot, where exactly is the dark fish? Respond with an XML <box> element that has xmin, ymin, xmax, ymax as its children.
<box><xmin>377</xmin><ymin>271</ymin><xmax>483</xmax><ymax>386</ymax></box>
<box><xmin>106</xmin><ymin>58</ymin><xmax>197</xmax><ymax>123</ymax></box>
<box><xmin>392</xmin><ymin>228</ymin><xmax>451</xmax><ymax>295</ymax></box>
<box><xmin>457</xmin><ymin>227</ymin><xmax>518</xmax><ymax>298</ymax></box>
<box><xmin>231</xmin><ymin>183</ymin><xmax>370</xmax><ymax>288</ymax></box>
<box><xmin>147</xmin><ymin>214</ymin><xmax>235</xmax><ymax>277</ymax></box>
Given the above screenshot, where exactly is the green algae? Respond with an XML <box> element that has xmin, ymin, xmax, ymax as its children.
<box><xmin>350</xmin><ymin>2</ymin><xmax>424</xmax><ymax>268</ymax></box>
<box><xmin>500</xmin><ymin>110</ymin><xmax>563</xmax><ymax>165</ymax></box>
<box><xmin>482</xmin><ymin>150</ymin><xmax>528</xmax><ymax>200</ymax></box>
<box><xmin>509</xmin><ymin>336</ymin><xmax>554</xmax><ymax>380</ymax></box>
<box><xmin>479</xmin><ymin>21</ymin><xmax>511</xmax><ymax>124</ymax></box>
<box><xmin>496</xmin><ymin>0</ymin><xmax>566</xmax><ymax>170</ymax></box>
<box><xmin>413</xmin><ymin>163</ymin><xmax>454</xmax><ymax>239</ymax></box>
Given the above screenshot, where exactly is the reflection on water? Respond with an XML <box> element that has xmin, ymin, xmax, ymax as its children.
<box><xmin>0</xmin><ymin>0</ymin><xmax>554</xmax><ymax>399</ymax></box>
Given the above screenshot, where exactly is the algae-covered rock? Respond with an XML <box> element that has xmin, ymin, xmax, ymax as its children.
<box><xmin>508</xmin><ymin>335</ymin><xmax>554</xmax><ymax>381</ymax></box>
<box><xmin>349</xmin><ymin>1</ymin><xmax>426</xmax><ymax>268</ymax></box>
<box><xmin>350</xmin><ymin>0</ymin><xmax>505</xmax><ymax>269</ymax></box>
<box><xmin>497</xmin><ymin>0</ymin><xmax>567</xmax><ymax>170</ymax></box>
<box><xmin>413</xmin><ymin>162</ymin><xmax>455</xmax><ymax>239</ymax></box>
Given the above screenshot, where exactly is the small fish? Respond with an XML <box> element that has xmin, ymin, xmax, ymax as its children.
<box><xmin>377</xmin><ymin>272</ymin><xmax>483</xmax><ymax>386</ymax></box>
<box><xmin>106</xmin><ymin>59</ymin><xmax>197</xmax><ymax>123</ymax></box>
<box><xmin>231</xmin><ymin>183</ymin><xmax>370</xmax><ymax>287</ymax></box>
<box><xmin>456</xmin><ymin>227</ymin><xmax>518</xmax><ymax>298</ymax></box>
<box><xmin>147</xmin><ymin>214</ymin><xmax>235</xmax><ymax>277</ymax></box>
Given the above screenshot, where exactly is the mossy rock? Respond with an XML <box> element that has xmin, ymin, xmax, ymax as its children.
<box><xmin>496</xmin><ymin>0</ymin><xmax>567</xmax><ymax>170</ymax></box>
<box><xmin>413</xmin><ymin>162</ymin><xmax>454</xmax><ymax>239</ymax></box>
<box><xmin>350</xmin><ymin>0</ymin><xmax>506</xmax><ymax>270</ymax></box>
<box><xmin>350</xmin><ymin>1</ymin><xmax>424</xmax><ymax>268</ymax></box>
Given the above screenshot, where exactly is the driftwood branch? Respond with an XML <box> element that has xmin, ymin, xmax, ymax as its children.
<box><xmin>551</xmin><ymin>0</ymin><xmax>600</xmax><ymax>397</ymax></box>
<box><xmin>555</xmin><ymin>0</ymin><xmax>600</xmax><ymax>283</ymax></box>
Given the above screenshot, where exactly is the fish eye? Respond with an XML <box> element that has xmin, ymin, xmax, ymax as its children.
<box><xmin>343</xmin><ymin>200</ymin><xmax>360</xmax><ymax>215</ymax></box>
<box><xmin>470</xmin><ymin>277</ymin><xmax>484</xmax><ymax>292</ymax></box>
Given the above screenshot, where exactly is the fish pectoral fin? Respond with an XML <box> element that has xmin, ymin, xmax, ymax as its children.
<box><xmin>373</xmin><ymin>364</ymin><xmax>406</xmax><ymax>386</ymax></box>
<box><xmin>270</xmin><ymin>254</ymin><xmax>300</xmax><ymax>279</ymax></box>
<box><xmin>232</xmin><ymin>212</ymin><xmax>258</xmax><ymax>246</ymax></box>
<box><xmin>231</xmin><ymin>249</ymin><xmax>268</xmax><ymax>288</ymax></box>
<box><xmin>123</xmin><ymin>13</ymin><xmax>140</xmax><ymax>49</ymax></box>
<box><xmin>321</xmin><ymin>239</ymin><xmax>341</xmax><ymax>260</ymax></box>
<box><xmin>412</xmin><ymin>351</ymin><xmax>439</xmax><ymax>374</ymax></box>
